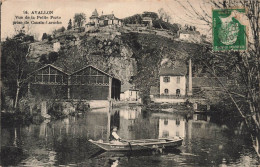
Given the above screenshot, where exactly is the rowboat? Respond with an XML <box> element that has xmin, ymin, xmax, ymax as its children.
<box><xmin>88</xmin><ymin>137</ymin><xmax>183</xmax><ymax>151</ymax></box>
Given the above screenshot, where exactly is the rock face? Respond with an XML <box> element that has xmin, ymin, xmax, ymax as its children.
<box><xmin>27</xmin><ymin>27</ymin><xmax>204</xmax><ymax>99</ymax></box>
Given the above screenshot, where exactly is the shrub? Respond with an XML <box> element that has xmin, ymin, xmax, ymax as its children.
<box><xmin>42</xmin><ymin>33</ymin><xmax>48</xmax><ymax>40</ymax></box>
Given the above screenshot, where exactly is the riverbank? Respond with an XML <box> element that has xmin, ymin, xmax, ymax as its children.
<box><xmin>1</xmin><ymin>111</ymin><xmax>44</xmax><ymax>127</ymax></box>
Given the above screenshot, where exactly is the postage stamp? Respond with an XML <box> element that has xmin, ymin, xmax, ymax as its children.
<box><xmin>212</xmin><ymin>8</ymin><xmax>247</xmax><ymax>51</ymax></box>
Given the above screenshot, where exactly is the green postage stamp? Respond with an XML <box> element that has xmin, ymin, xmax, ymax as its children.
<box><xmin>213</xmin><ymin>8</ymin><xmax>247</xmax><ymax>51</ymax></box>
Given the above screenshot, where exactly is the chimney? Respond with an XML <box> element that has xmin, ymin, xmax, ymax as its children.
<box><xmin>187</xmin><ymin>58</ymin><xmax>192</xmax><ymax>96</ymax></box>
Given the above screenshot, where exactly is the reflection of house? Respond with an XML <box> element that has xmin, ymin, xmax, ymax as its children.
<box><xmin>117</xmin><ymin>107</ymin><xmax>142</xmax><ymax>139</ymax></box>
<box><xmin>159</xmin><ymin>65</ymin><xmax>187</xmax><ymax>96</ymax></box>
<box><xmin>28</xmin><ymin>64</ymin><xmax>121</xmax><ymax>100</ymax></box>
<box><xmin>158</xmin><ymin>118</ymin><xmax>186</xmax><ymax>138</ymax></box>
<box><xmin>86</xmin><ymin>9</ymin><xmax>122</xmax><ymax>28</ymax></box>
<box><xmin>120</xmin><ymin>84</ymin><xmax>140</xmax><ymax>101</ymax></box>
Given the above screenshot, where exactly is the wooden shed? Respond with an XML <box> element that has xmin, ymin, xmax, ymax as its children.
<box><xmin>70</xmin><ymin>65</ymin><xmax>121</xmax><ymax>100</ymax></box>
<box><xmin>28</xmin><ymin>64</ymin><xmax>69</xmax><ymax>99</ymax></box>
<box><xmin>28</xmin><ymin>64</ymin><xmax>121</xmax><ymax>100</ymax></box>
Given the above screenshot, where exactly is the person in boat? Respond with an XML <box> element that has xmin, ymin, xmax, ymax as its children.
<box><xmin>109</xmin><ymin>126</ymin><xmax>122</xmax><ymax>144</ymax></box>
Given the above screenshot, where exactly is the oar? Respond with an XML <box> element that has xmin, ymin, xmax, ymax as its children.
<box><xmin>120</xmin><ymin>139</ymin><xmax>132</xmax><ymax>151</ymax></box>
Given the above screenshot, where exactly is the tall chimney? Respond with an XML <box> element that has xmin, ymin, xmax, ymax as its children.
<box><xmin>188</xmin><ymin>58</ymin><xmax>192</xmax><ymax>96</ymax></box>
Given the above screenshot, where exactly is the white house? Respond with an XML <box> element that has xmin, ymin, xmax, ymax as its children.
<box><xmin>120</xmin><ymin>84</ymin><xmax>140</xmax><ymax>101</ymax></box>
<box><xmin>159</xmin><ymin>65</ymin><xmax>187</xmax><ymax>97</ymax></box>
<box><xmin>179</xmin><ymin>30</ymin><xmax>201</xmax><ymax>43</ymax></box>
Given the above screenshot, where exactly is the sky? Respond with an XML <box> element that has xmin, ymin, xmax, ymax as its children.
<box><xmin>1</xmin><ymin>0</ymin><xmax>212</xmax><ymax>40</ymax></box>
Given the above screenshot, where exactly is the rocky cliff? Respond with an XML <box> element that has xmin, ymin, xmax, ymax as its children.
<box><xmin>27</xmin><ymin>26</ymin><xmax>205</xmax><ymax>100</ymax></box>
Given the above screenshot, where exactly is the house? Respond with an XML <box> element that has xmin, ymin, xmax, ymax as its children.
<box><xmin>159</xmin><ymin>65</ymin><xmax>187</xmax><ymax>97</ymax></box>
<box><xmin>86</xmin><ymin>9</ymin><xmax>122</xmax><ymax>28</ymax></box>
<box><xmin>28</xmin><ymin>64</ymin><xmax>121</xmax><ymax>100</ymax></box>
<box><xmin>141</xmin><ymin>11</ymin><xmax>158</xmax><ymax>27</ymax></box>
<box><xmin>89</xmin><ymin>9</ymin><xmax>99</xmax><ymax>26</ymax></box>
<box><xmin>120</xmin><ymin>84</ymin><xmax>140</xmax><ymax>101</ymax></box>
<box><xmin>178</xmin><ymin>30</ymin><xmax>201</xmax><ymax>43</ymax></box>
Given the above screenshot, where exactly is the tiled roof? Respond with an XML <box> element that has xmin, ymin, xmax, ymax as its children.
<box><xmin>90</xmin><ymin>9</ymin><xmax>99</xmax><ymax>18</ymax></box>
<box><xmin>159</xmin><ymin>65</ymin><xmax>187</xmax><ymax>76</ymax></box>
<box><xmin>99</xmin><ymin>14</ymin><xmax>119</xmax><ymax>20</ymax></box>
<box><xmin>121</xmin><ymin>83</ymin><xmax>138</xmax><ymax>92</ymax></box>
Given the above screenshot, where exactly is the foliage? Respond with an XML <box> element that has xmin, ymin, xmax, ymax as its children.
<box><xmin>47</xmin><ymin>35</ymin><xmax>53</xmax><ymax>42</ymax></box>
<box><xmin>158</xmin><ymin>8</ymin><xmax>171</xmax><ymax>22</ymax></box>
<box><xmin>67</xmin><ymin>19</ymin><xmax>72</xmax><ymax>30</ymax></box>
<box><xmin>39</xmin><ymin>52</ymin><xmax>59</xmax><ymax>64</ymax></box>
<box><xmin>176</xmin><ymin>0</ymin><xmax>260</xmax><ymax>138</ymax></box>
<box><xmin>13</xmin><ymin>33</ymin><xmax>34</xmax><ymax>42</ymax></box>
<box><xmin>56</xmin><ymin>26</ymin><xmax>66</xmax><ymax>32</ymax></box>
<box><xmin>48</xmin><ymin>103</ymin><xmax>67</xmax><ymax>120</ymax></box>
<box><xmin>42</xmin><ymin>33</ymin><xmax>48</xmax><ymax>41</ymax></box>
<box><xmin>142</xmin><ymin>12</ymin><xmax>159</xmax><ymax>20</ymax></box>
<box><xmin>123</xmin><ymin>14</ymin><xmax>143</xmax><ymax>24</ymax></box>
<box><xmin>1</xmin><ymin>38</ymin><xmax>30</xmax><ymax>108</ymax></box>
<box><xmin>73</xmin><ymin>13</ymin><xmax>86</xmax><ymax>28</ymax></box>
<box><xmin>152</xmin><ymin>20</ymin><xmax>179</xmax><ymax>33</ymax></box>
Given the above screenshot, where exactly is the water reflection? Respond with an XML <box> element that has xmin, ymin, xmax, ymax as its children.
<box><xmin>1</xmin><ymin>106</ymin><xmax>259</xmax><ymax>166</ymax></box>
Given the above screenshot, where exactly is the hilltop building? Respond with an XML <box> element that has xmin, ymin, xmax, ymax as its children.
<box><xmin>86</xmin><ymin>9</ymin><xmax>122</xmax><ymax>28</ymax></box>
<box><xmin>178</xmin><ymin>30</ymin><xmax>201</xmax><ymax>43</ymax></box>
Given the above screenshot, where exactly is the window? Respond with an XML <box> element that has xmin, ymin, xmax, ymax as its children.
<box><xmin>176</xmin><ymin>89</ymin><xmax>180</xmax><ymax>97</ymax></box>
<box><xmin>177</xmin><ymin>76</ymin><xmax>180</xmax><ymax>84</ymax></box>
<box><xmin>176</xmin><ymin>118</ymin><xmax>180</xmax><ymax>126</ymax></box>
<box><xmin>164</xmin><ymin>119</ymin><xmax>168</xmax><ymax>125</ymax></box>
<box><xmin>163</xmin><ymin>76</ymin><xmax>170</xmax><ymax>82</ymax></box>
<box><xmin>164</xmin><ymin>89</ymin><xmax>169</xmax><ymax>94</ymax></box>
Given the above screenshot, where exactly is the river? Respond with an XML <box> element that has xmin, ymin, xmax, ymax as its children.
<box><xmin>1</xmin><ymin>106</ymin><xmax>259</xmax><ymax>166</ymax></box>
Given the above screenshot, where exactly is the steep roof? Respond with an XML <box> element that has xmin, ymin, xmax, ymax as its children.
<box><xmin>121</xmin><ymin>83</ymin><xmax>138</xmax><ymax>92</ymax></box>
<box><xmin>159</xmin><ymin>65</ymin><xmax>187</xmax><ymax>76</ymax></box>
<box><xmin>90</xmin><ymin>9</ymin><xmax>99</xmax><ymax>19</ymax></box>
<box><xmin>99</xmin><ymin>14</ymin><xmax>119</xmax><ymax>20</ymax></box>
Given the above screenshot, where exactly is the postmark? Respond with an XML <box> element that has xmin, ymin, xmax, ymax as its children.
<box><xmin>212</xmin><ymin>8</ymin><xmax>247</xmax><ymax>51</ymax></box>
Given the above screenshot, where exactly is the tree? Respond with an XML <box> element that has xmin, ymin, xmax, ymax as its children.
<box><xmin>42</xmin><ymin>33</ymin><xmax>48</xmax><ymax>41</ymax></box>
<box><xmin>56</xmin><ymin>26</ymin><xmax>65</xmax><ymax>32</ymax></box>
<box><xmin>67</xmin><ymin>19</ymin><xmax>72</xmax><ymax>30</ymax></box>
<box><xmin>158</xmin><ymin>8</ymin><xmax>171</xmax><ymax>23</ymax></box>
<box><xmin>1</xmin><ymin>38</ymin><xmax>30</xmax><ymax>109</ymax></box>
<box><xmin>176</xmin><ymin>0</ymin><xmax>260</xmax><ymax>154</ymax></box>
<box><xmin>73</xmin><ymin>13</ymin><xmax>86</xmax><ymax>29</ymax></box>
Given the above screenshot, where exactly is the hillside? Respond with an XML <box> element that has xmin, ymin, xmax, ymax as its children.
<box><xmin>27</xmin><ymin>26</ymin><xmax>205</xmax><ymax>101</ymax></box>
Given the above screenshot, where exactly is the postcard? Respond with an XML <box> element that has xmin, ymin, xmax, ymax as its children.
<box><xmin>1</xmin><ymin>0</ymin><xmax>259</xmax><ymax>166</ymax></box>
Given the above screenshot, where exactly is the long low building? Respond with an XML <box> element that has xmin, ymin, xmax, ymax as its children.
<box><xmin>28</xmin><ymin>64</ymin><xmax>121</xmax><ymax>100</ymax></box>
